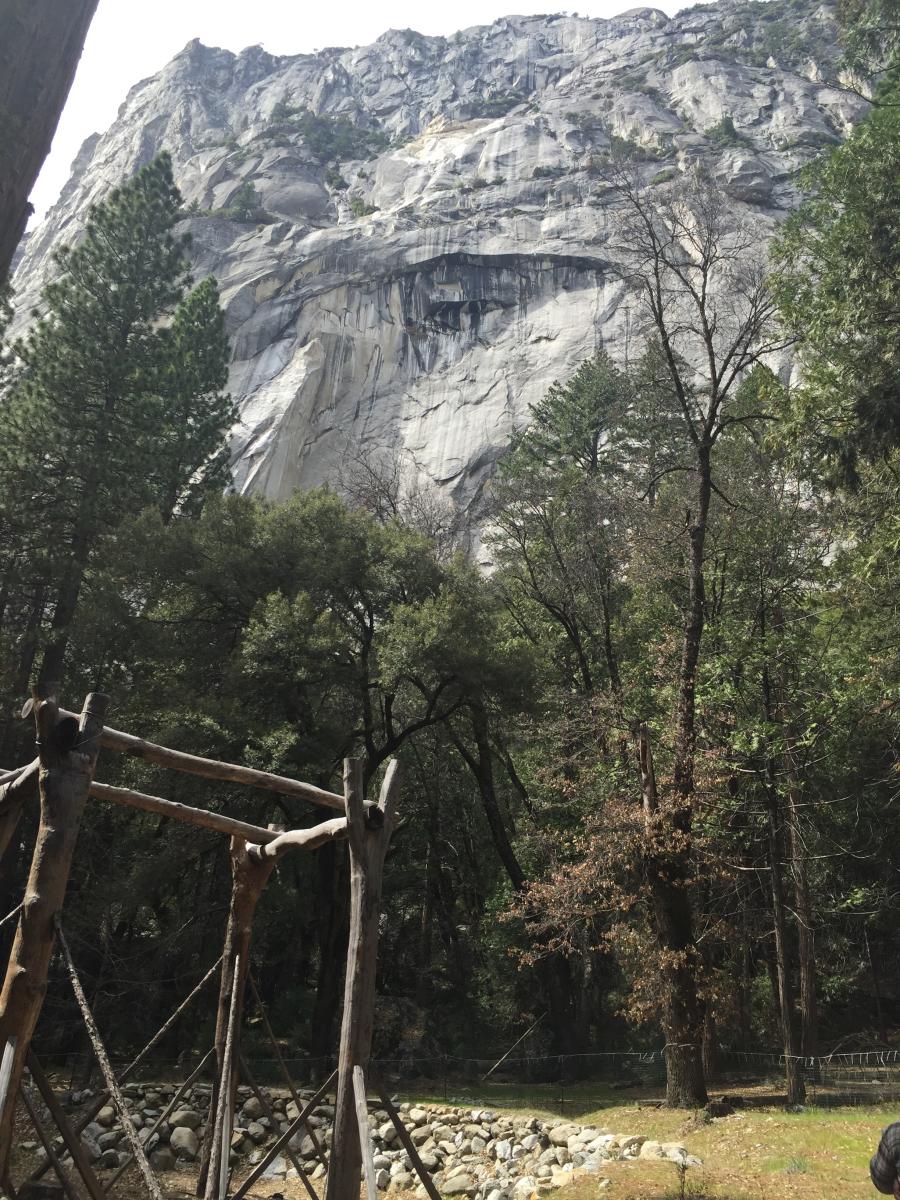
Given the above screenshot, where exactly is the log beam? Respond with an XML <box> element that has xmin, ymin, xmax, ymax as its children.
<box><xmin>54</xmin><ymin>710</ymin><xmax>345</xmax><ymax>810</ymax></box>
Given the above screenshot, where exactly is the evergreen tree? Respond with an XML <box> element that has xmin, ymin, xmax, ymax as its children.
<box><xmin>0</xmin><ymin>152</ymin><xmax>233</xmax><ymax>690</ymax></box>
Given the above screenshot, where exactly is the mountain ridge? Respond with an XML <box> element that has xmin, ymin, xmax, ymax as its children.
<box><xmin>12</xmin><ymin>0</ymin><xmax>866</xmax><ymax>527</ymax></box>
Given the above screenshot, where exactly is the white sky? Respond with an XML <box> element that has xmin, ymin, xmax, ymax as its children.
<box><xmin>33</xmin><ymin>0</ymin><xmax>684</xmax><ymax>221</ymax></box>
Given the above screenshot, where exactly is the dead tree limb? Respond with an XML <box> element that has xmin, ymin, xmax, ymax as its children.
<box><xmin>325</xmin><ymin>759</ymin><xmax>400</xmax><ymax>1200</ymax></box>
<box><xmin>0</xmin><ymin>689</ymin><xmax>108</xmax><ymax>1186</ymax></box>
<box><xmin>56</xmin><ymin>921</ymin><xmax>163</xmax><ymax>1200</ymax></box>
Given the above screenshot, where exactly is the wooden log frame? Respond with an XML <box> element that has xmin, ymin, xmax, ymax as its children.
<box><xmin>325</xmin><ymin>759</ymin><xmax>401</xmax><ymax>1200</ymax></box>
<box><xmin>0</xmin><ymin>690</ymin><xmax>108</xmax><ymax>1188</ymax></box>
<box><xmin>0</xmin><ymin>688</ymin><xmax>404</xmax><ymax>1200</ymax></box>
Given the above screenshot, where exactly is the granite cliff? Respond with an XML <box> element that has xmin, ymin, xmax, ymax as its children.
<box><xmin>12</xmin><ymin>0</ymin><xmax>866</xmax><ymax>521</ymax></box>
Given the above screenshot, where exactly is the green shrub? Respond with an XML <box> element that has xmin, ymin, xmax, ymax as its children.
<box><xmin>651</xmin><ymin>167</ymin><xmax>679</xmax><ymax>185</ymax></box>
<box><xmin>705</xmin><ymin>114</ymin><xmax>750</xmax><ymax>147</ymax></box>
<box><xmin>325</xmin><ymin>166</ymin><xmax>349</xmax><ymax>190</ymax></box>
<box><xmin>349</xmin><ymin>195</ymin><xmax>378</xmax><ymax>217</ymax></box>
<box><xmin>263</xmin><ymin>106</ymin><xmax>389</xmax><ymax>165</ymax></box>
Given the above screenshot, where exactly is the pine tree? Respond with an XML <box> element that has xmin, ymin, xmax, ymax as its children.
<box><xmin>0</xmin><ymin>152</ymin><xmax>233</xmax><ymax>689</ymax></box>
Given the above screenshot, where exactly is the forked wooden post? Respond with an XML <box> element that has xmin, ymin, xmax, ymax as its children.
<box><xmin>196</xmin><ymin>837</ymin><xmax>275</xmax><ymax>1197</ymax></box>
<box><xmin>0</xmin><ymin>689</ymin><xmax>108</xmax><ymax>1187</ymax></box>
<box><xmin>325</xmin><ymin>758</ymin><xmax>400</xmax><ymax>1200</ymax></box>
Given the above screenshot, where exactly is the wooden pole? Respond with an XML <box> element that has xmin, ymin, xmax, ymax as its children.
<box><xmin>54</xmin><ymin>711</ymin><xmax>345</xmax><ymax>810</ymax></box>
<box><xmin>205</xmin><ymin>960</ymin><xmax>240</xmax><ymax>1200</ymax></box>
<box><xmin>56</xmin><ymin>921</ymin><xmax>164</xmax><ymax>1200</ymax></box>
<box><xmin>104</xmin><ymin>1046</ymin><xmax>216</xmax><ymax>1192</ymax></box>
<box><xmin>373</xmin><ymin>1079</ymin><xmax>443</xmax><ymax>1200</ymax></box>
<box><xmin>26</xmin><ymin>1052</ymin><xmax>106</xmax><ymax>1200</ymax></box>
<box><xmin>18</xmin><ymin>1083</ymin><xmax>80</xmax><ymax>1200</ymax></box>
<box><xmin>325</xmin><ymin>759</ymin><xmax>400</xmax><ymax>1200</ymax></box>
<box><xmin>238</xmin><ymin>1054</ymin><xmax>319</xmax><ymax>1200</ymax></box>
<box><xmin>29</xmin><ymin>954</ymin><xmax>221</xmax><ymax>1186</ymax></box>
<box><xmin>197</xmin><ymin>838</ymin><xmax>275</xmax><ymax>1197</ymax></box>
<box><xmin>247</xmin><ymin>973</ymin><xmax>328</xmax><ymax>1168</ymax></box>
<box><xmin>90</xmin><ymin>781</ymin><xmax>290</xmax><ymax>844</ymax></box>
<box><xmin>354</xmin><ymin>1066</ymin><xmax>378</xmax><ymax>1200</ymax></box>
<box><xmin>230</xmin><ymin>1070</ymin><xmax>337</xmax><ymax>1200</ymax></box>
<box><xmin>0</xmin><ymin>689</ymin><xmax>108</xmax><ymax>1187</ymax></box>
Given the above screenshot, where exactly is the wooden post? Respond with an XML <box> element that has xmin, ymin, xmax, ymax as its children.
<box><xmin>196</xmin><ymin>838</ymin><xmax>275</xmax><ymax>1197</ymax></box>
<box><xmin>353</xmin><ymin>1066</ymin><xmax>378</xmax><ymax>1200</ymax></box>
<box><xmin>0</xmin><ymin>689</ymin><xmax>108</xmax><ymax>1187</ymax></box>
<box><xmin>325</xmin><ymin>759</ymin><xmax>400</xmax><ymax>1200</ymax></box>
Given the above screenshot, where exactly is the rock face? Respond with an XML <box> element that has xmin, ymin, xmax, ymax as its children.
<box><xmin>12</xmin><ymin>0</ymin><xmax>865</xmax><ymax>524</ymax></box>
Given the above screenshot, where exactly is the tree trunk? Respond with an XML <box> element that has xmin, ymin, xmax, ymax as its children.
<box><xmin>648</xmin><ymin>447</ymin><xmax>711</xmax><ymax>1109</ymax></box>
<box><xmin>196</xmin><ymin>836</ymin><xmax>275</xmax><ymax>1196</ymax></box>
<box><xmin>0</xmin><ymin>1</ymin><xmax>100</xmax><ymax>279</ymax></box>
<box><xmin>772</xmin><ymin>606</ymin><xmax>818</xmax><ymax>1060</ymax></box>
<box><xmin>0</xmin><ymin>689</ymin><xmax>107</xmax><ymax>1186</ymax></box>
<box><xmin>325</xmin><ymin>760</ymin><xmax>399</xmax><ymax>1200</ymax></box>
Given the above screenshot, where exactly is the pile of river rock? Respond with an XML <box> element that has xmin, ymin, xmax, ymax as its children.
<box><xmin>21</xmin><ymin>1083</ymin><xmax>701</xmax><ymax>1197</ymax></box>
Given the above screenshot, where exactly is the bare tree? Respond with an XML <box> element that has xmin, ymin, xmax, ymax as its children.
<box><xmin>0</xmin><ymin>0</ymin><xmax>99</xmax><ymax>279</ymax></box>
<box><xmin>603</xmin><ymin>160</ymin><xmax>790</xmax><ymax>1106</ymax></box>
<box><xmin>340</xmin><ymin>447</ymin><xmax>465</xmax><ymax>558</ymax></box>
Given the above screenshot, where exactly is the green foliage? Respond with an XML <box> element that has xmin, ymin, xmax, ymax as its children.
<box><xmin>0</xmin><ymin>152</ymin><xmax>232</xmax><ymax>685</ymax></box>
<box><xmin>705</xmin><ymin>114</ymin><xmax>750</xmax><ymax>147</ymax></box>
<box><xmin>325</xmin><ymin>165</ymin><xmax>349</xmax><ymax>190</ymax></box>
<box><xmin>349</xmin><ymin>194</ymin><xmax>379</xmax><ymax>217</ymax></box>
<box><xmin>771</xmin><ymin>79</ymin><xmax>900</xmax><ymax>475</ymax></box>
<box><xmin>266</xmin><ymin>102</ymin><xmax>389</xmax><ymax>165</ymax></box>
